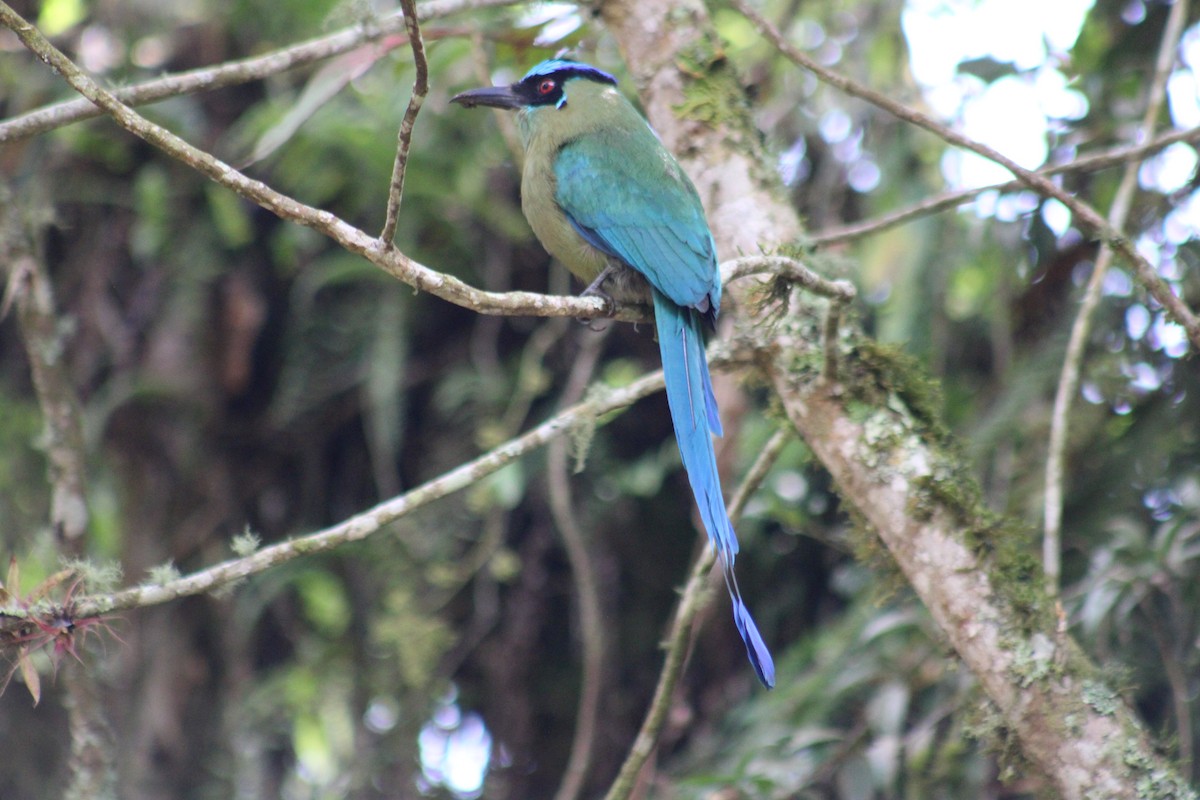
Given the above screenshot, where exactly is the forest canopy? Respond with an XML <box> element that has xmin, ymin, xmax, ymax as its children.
<box><xmin>1</xmin><ymin>0</ymin><xmax>1199</xmax><ymax>798</ymax></box>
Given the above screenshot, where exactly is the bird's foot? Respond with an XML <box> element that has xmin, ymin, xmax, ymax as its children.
<box><xmin>580</xmin><ymin>287</ymin><xmax>615</xmax><ymax>316</ymax></box>
<box><xmin>576</xmin><ymin>292</ymin><xmax>613</xmax><ymax>330</ymax></box>
<box><xmin>578</xmin><ymin>266</ymin><xmax>619</xmax><ymax>326</ymax></box>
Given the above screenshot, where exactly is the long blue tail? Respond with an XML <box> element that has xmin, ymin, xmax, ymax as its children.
<box><xmin>652</xmin><ymin>290</ymin><xmax>776</xmax><ymax>688</ymax></box>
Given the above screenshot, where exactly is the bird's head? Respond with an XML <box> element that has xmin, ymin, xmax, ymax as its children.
<box><xmin>450</xmin><ymin>59</ymin><xmax>618</xmax><ymax>113</ymax></box>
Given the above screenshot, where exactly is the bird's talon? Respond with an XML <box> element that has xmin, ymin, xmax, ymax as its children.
<box><xmin>575</xmin><ymin>292</ymin><xmax>613</xmax><ymax>329</ymax></box>
<box><xmin>580</xmin><ymin>286</ymin><xmax>616</xmax><ymax>317</ymax></box>
<box><xmin>598</xmin><ymin>294</ymin><xmax>617</xmax><ymax>318</ymax></box>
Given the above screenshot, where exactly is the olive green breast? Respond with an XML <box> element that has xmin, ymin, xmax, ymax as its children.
<box><xmin>520</xmin><ymin>149</ymin><xmax>609</xmax><ymax>283</ymax></box>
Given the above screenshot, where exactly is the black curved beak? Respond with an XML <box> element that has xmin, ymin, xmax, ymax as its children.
<box><xmin>450</xmin><ymin>85</ymin><xmax>522</xmax><ymax>110</ymax></box>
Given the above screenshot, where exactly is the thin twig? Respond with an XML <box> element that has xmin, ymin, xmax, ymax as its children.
<box><xmin>498</xmin><ymin>317</ymin><xmax>570</xmax><ymax>435</ymax></box>
<box><xmin>724</xmin><ymin>255</ymin><xmax>853</xmax><ymax>380</ymax></box>
<box><xmin>720</xmin><ymin>256</ymin><xmax>854</xmax><ymax>381</ymax></box>
<box><xmin>731</xmin><ymin>0</ymin><xmax>1200</xmax><ymax>351</ymax></box>
<box><xmin>549</xmin><ymin>329</ymin><xmax>612</xmax><ymax>800</ymax></box>
<box><xmin>602</xmin><ymin>428</ymin><xmax>791</xmax><ymax>800</ymax></box>
<box><xmin>728</xmin><ymin>428</ymin><xmax>791</xmax><ymax>521</ymax></box>
<box><xmin>380</xmin><ymin>0</ymin><xmax>430</xmax><ymax>244</ymax></box>
<box><xmin>601</xmin><ymin>545</ymin><xmax>715</xmax><ymax>800</ymax></box>
<box><xmin>0</xmin><ymin>0</ymin><xmax>520</xmax><ymax>144</ymax></box>
<box><xmin>1043</xmin><ymin>0</ymin><xmax>1189</xmax><ymax>597</ymax></box>
<box><xmin>812</xmin><ymin>124</ymin><xmax>1200</xmax><ymax>247</ymax></box>
<box><xmin>726</xmin><ymin>255</ymin><xmax>856</xmax><ymax>302</ymax></box>
<box><xmin>60</xmin><ymin>369</ymin><xmax>666</xmax><ymax>619</ymax></box>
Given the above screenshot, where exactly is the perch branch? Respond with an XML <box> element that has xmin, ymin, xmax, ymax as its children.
<box><xmin>0</xmin><ymin>3</ymin><xmax>636</xmax><ymax>322</ymax></box>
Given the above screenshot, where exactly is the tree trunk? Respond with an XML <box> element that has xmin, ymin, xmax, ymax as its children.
<box><xmin>600</xmin><ymin>0</ymin><xmax>1193</xmax><ymax>796</ymax></box>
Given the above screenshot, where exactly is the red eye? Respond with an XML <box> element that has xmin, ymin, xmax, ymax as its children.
<box><xmin>538</xmin><ymin>79</ymin><xmax>556</xmax><ymax>95</ymax></box>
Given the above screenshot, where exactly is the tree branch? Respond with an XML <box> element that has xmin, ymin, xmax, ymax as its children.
<box><xmin>379</xmin><ymin>0</ymin><xmax>430</xmax><ymax>244</ymax></box>
<box><xmin>0</xmin><ymin>0</ymin><xmax>519</xmax><ymax>144</ymax></box>
<box><xmin>726</xmin><ymin>254</ymin><xmax>856</xmax><ymax>303</ymax></box>
<box><xmin>725</xmin><ymin>255</ymin><xmax>855</xmax><ymax>381</ymax></box>
<box><xmin>730</xmin><ymin>0</ymin><xmax>1200</xmax><ymax>351</ymax></box>
<box><xmin>66</xmin><ymin>369</ymin><xmax>666</xmax><ymax>619</ymax></box>
<box><xmin>3</xmin><ymin>200</ymin><xmax>116</xmax><ymax>799</ymax></box>
<box><xmin>0</xmin><ymin>6</ymin><xmax>838</xmax><ymax>336</ymax></box>
<box><xmin>1044</xmin><ymin>0</ymin><xmax>1190</xmax><ymax>596</ymax></box>
<box><xmin>0</xmin><ymin>3</ymin><xmax>635</xmax><ymax>322</ymax></box>
<box><xmin>812</xmin><ymin>124</ymin><xmax>1200</xmax><ymax>247</ymax></box>
<box><xmin>7</xmin><ymin>250</ymin><xmax>89</xmax><ymax>547</ymax></box>
<box><xmin>765</xmin><ymin>342</ymin><xmax>1190</xmax><ymax>800</ymax></box>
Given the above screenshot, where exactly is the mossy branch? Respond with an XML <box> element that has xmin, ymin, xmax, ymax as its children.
<box><xmin>64</xmin><ymin>370</ymin><xmax>666</xmax><ymax>619</ymax></box>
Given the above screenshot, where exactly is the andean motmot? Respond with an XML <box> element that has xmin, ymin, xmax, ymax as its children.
<box><xmin>452</xmin><ymin>60</ymin><xmax>775</xmax><ymax>688</ymax></box>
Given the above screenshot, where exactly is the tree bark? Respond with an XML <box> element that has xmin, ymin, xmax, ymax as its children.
<box><xmin>600</xmin><ymin>0</ymin><xmax>1194</xmax><ymax>796</ymax></box>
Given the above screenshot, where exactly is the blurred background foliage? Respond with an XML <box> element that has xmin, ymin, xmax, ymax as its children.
<box><xmin>0</xmin><ymin>0</ymin><xmax>1198</xmax><ymax>797</ymax></box>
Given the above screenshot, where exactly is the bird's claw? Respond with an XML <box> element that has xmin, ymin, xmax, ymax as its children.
<box><xmin>578</xmin><ymin>284</ymin><xmax>616</xmax><ymax>327</ymax></box>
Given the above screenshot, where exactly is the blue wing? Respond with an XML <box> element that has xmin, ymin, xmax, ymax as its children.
<box><xmin>554</xmin><ymin>132</ymin><xmax>721</xmax><ymax>313</ymax></box>
<box><xmin>555</xmin><ymin>133</ymin><xmax>724</xmax><ymax>436</ymax></box>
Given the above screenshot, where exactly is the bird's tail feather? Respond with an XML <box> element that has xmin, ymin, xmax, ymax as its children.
<box><xmin>652</xmin><ymin>290</ymin><xmax>776</xmax><ymax>689</ymax></box>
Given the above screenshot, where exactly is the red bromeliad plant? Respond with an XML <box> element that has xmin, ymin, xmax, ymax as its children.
<box><xmin>0</xmin><ymin>558</ymin><xmax>118</xmax><ymax>705</ymax></box>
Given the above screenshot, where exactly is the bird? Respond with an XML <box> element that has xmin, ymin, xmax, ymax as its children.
<box><xmin>452</xmin><ymin>59</ymin><xmax>775</xmax><ymax>688</ymax></box>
